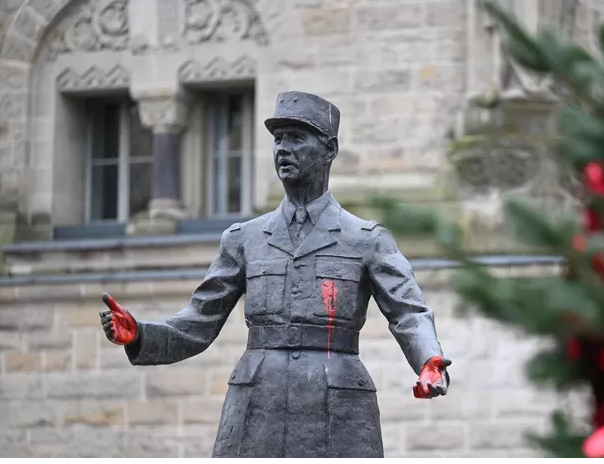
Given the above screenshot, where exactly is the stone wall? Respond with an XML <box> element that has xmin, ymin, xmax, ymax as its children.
<box><xmin>0</xmin><ymin>264</ymin><xmax>578</xmax><ymax>458</ymax></box>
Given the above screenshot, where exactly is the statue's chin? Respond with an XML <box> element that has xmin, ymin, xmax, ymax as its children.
<box><xmin>277</xmin><ymin>171</ymin><xmax>301</xmax><ymax>186</ymax></box>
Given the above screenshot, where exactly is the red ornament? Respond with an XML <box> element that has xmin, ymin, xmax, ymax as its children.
<box><xmin>572</xmin><ymin>234</ymin><xmax>588</xmax><ymax>253</ymax></box>
<box><xmin>593</xmin><ymin>253</ymin><xmax>604</xmax><ymax>276</ymax></box>
<box><xmin>583</xmin><ymin>426</ymin><xmax>604</xmax><ymax>458</ymax></box>
<box><xmin>584</xmin><ymin>162</ymin><xmax>604</xmax><ymax>196</ymax></box>
<box><xmin>584</xmin><ymin>208</ymin><xmax>601</xmax><ymax>232</ymax></box>
<box><xmin>566</xmin><ymin>338</ymin><xmax>582</xmax><ymax>361</ymax></box>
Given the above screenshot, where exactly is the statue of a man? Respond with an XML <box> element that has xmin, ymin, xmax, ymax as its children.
<box><xmin>99</xmin><ymin>91</ymin><xmax>451</xmax><ymax>458</ymax></box>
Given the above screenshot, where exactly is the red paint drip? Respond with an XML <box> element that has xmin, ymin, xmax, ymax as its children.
<box><xmin>321</xmin><ymin>280</ymin><xmax>338</xmax><ymax>359</ymax></box>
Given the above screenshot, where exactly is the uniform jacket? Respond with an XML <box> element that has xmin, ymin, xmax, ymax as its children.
<box><xmin>125</xmin><ymin>191</ymin><xmax>443</xmax><ymax>458</ymax></box>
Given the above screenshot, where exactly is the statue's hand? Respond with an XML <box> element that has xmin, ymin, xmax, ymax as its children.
<box><xmin>99</xmin><ymin>293</ymin><xmax>138</xmax><ymax>346</ymax></box>
<box><xmin>413</xmin><ymin>355</ymin><xmax>451</xmax><ymax>399</ymax></box>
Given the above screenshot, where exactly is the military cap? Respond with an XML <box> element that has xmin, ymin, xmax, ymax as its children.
<box><xmin>264</xmin><ymin>91</ymin><xmax>340</xmax><ymax>139</ymax></box>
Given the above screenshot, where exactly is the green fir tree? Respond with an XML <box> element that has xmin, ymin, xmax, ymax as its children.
<box><xmin>371</xmin><ymin>1</ymin><xmax>604</xmax><ymax>458</ymax></box>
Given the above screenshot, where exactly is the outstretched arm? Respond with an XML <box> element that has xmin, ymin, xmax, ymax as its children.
<box><xmin>99</xmin><ymin>226</ymin><xmax>245</xmax><ymax>366</ymax></box>
<box><xmin>366</xmin><ymin>225</ymin><xmax>450</xmax><ymax>397</ymax></box>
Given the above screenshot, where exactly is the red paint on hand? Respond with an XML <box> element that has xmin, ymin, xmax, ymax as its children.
<box><xmin>102</xmin><ymin>293</ymin><xmax>137</xmax><ymax>345</ymax></box>
<box><xmin>413</xmin><ymin>355</ymin><xmax>451</xmax><ymax>399</ymax></box>
<box><xmin>321</xmin><ymin>280</ymin><xmax>338</xmax><ymax>359</ymax></box>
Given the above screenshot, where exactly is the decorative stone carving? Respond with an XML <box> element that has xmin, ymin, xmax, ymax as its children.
<box><xmin>477</xmin><ymin>0</ymin><xmax>578</xmax><ymax>101</ymax></box>
<box><xmin>48</xmin><ymin>0</ymin><xmax>130</xmax><ymax>59</ymax></box>
<box><xmin>129</xmin><ymin>34</ymin><xmax>150</xmax><ymax>55</ymax></box>
<box><xmin>183</xmin><ymin>0</ymin><xmax>268</xmax><ymax>45</ymax></box>
<box><xmin>56</xmin><ymin>64</ymin><xmax>130</xmax><ymax>93</ymax></box>
<box><xmin>178</xmin><ymin>55</ymin><xmax>256</xmax><ymax>84</ymax></box>
<box><xmin>137</xmin><ymin>94</ymin><xmax>190</xmax><ymax>132</ymax></box>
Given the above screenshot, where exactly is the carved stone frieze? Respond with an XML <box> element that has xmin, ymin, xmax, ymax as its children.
<box><xmin>56</xmin><ymin>64</ymin><xmax>130</xmax><ymax>93</ymax></box>
<box><xmin>178</xmin><ymin>55</ymin><xmax>256</xmax><ymax>84</ymax></box>
<box><xmin>137</xmin><ymin>94</ymin><xmax>190</xmax><ymax>132</ymax></box>
<box><xmin>48</xmin><ymin>0</ymin><xmax>130</xmax><ymax>60</ymax></box>
<box><xmin>183</xmin><ymin>0</ymin><xmax>268</xmax><ymax>45</ymax></box>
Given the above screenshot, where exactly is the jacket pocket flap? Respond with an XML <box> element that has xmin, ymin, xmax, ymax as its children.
<box><xmin>247</xmin><ymin>259</ymin><xmax>288</xmax><ymax>278</ymax></box>
<box><xmin>316</xmin><ymin>259</ymin><xmax>362</xmax><ymax>282</ymax></box>
<box><xmin>228</xmin><ymin>351</ymin><xmax>266</xmax><ymax>386</ymax></box>
<box><xmin>324</xmin><ymin>358</ymin><xmax>376</xmax><ymax>392</ymax></box>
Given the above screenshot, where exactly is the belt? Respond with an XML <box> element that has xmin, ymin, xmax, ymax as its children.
<box><xmin>247</xmin><ymin>323</ymin><xmax>360</xmax><ymax>355</ymax></box>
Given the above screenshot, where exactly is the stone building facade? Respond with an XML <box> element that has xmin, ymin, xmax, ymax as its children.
<box><xmin>0</xmin><ymin>0</ymin><xmax>601</xmax><ymax>458</ymax></box>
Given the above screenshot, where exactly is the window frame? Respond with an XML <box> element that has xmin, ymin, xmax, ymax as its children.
<box><xmin>84</xmin><ymin>98</ymin><xmax>154</xmax><ymax>224</ymax></box>
<box><xmin>205</xmin><ymin>89</ymin><xmax>254</xmax><ymax>219</ymax></box>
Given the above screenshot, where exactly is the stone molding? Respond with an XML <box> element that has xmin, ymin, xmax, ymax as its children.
<box><xmin>56</xmin><ymin>64</ymin><xmax>130</xmax><ymax>93</ymax></box>
<box><xmin>178</xmin><ymin>55</ymin><xmax>256</xmax><ymax>84</ymax></box>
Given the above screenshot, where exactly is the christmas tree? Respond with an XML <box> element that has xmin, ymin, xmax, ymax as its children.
<box><xmin>371</xmin><ymin>1</ymin><xmax>604</xmax><ymax>458</ymax></box>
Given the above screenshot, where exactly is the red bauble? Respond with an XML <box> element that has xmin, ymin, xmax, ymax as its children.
<box><xmin>566</xmin><ymin>338</ymin><xmax>582</xmax><ymax>360</ymax></box>
<box><xmin>584</xmin><ymin>162</ymin><xmax>604</xmax><ymax>196</ymax></box>
<box><xmin>583</xmin><ymin>426</ymin><xmax>604</xmax><ymax>458</ymax></box>
<box><xmin>572</xmin><ymin>234</ymin><xmax>588</xmax><ymax>253</ymax></box>
<box><xmin>584</xmin><ymin>208</ymin><xmax>601</xmax><ymax>232</ymax></box>
<box><xmin>594</xmin><ymin>253</ymin><xmax>604</xmax><ymax>276</ymax></box>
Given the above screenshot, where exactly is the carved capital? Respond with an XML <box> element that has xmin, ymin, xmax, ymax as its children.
<box><xmin>137</xmin><ymin>93</ymin><xmax>190</xmax><ymax>133</ymax></box>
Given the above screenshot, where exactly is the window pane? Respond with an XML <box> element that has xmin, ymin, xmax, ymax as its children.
<box><xmin>92</xmin><ymin>103</ymin><xmax>120</xmax><ymax>160</ymax></box>
<box><xmin>213</xmin><ymin>148</ymin><xmax>222</xmax><ymax>215</ymax></box>
<box><xmin>227</xmin><ymin>94</ymin><xmax>243</xmax><ymax>151</ymax></box>
<box><xmin>90</xmin><ymin>165</ymin><xmax>119</xmax><ymax>220</ymax></box>
<box><xmin>227</xmin><ymin>156</ymin><xmax>242</xmax><ymax>214</ymax></box>
<box><xmin>129</xmin><ymin>161</ymin><xmax>152</xmax><ymax>218</ymax></box>
<box><xmin>130</xmin><ymin>104</ymin><xmax>153</xmax><ymax>160</ymax></box>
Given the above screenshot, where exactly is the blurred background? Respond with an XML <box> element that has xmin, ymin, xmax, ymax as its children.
<box><xmin>0</xmin><ymin>0</ymin><xmax>602</xmax><ymax>458</ymax></box>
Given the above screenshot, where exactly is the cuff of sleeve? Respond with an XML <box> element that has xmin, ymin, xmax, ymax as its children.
<box><xmin>124</xmin><ymin>321</ymin><xmax>143</xmax><ymax>364</ymax></box>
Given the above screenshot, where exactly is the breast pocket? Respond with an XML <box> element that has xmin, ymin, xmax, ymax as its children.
<box><xmin>245</xmin><ymin>259</ymin><xmax>288</xmax><ymax>315</ymax></box>
<box><xmin>313</xmin><ymin>256</ymin><xmax>363</xmax><ymax>321</ymax></box>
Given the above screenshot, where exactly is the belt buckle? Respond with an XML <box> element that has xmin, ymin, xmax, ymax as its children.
<box><xmin>286</xmin><ymin>325</ymin><xmax>301</xmax><ymax>348</ymax></box>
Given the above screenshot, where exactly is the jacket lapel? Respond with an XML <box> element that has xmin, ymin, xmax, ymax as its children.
<box><xmin>294</xmin><ymin>199</ymin><xmax>341</xmax><ymax>259</ymax></box>
<box><xmin>263</xmin><ymin>206</ymin><xmax>295</xmax><ymax>256</ymax></box>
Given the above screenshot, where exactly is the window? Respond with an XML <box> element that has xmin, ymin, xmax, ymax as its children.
<box><xmin>86</xmin><ymin>98</ymin><xmax>153</xmax><ymax>223</ymax></box>
<box><xmin>205</xmin><ymin>90</ymin><xmax>254</xmax><ymax>217</ymax></box>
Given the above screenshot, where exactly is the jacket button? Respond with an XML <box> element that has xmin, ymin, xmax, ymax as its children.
<box><xmin>292</xmin><ymin>351</ymin><xmax>300</xmax><ymax>359</ymax></box>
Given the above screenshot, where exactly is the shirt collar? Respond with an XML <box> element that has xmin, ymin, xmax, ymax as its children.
<box><xmin>282</xmin><ymin>191</ymin><xmax>332</xmax><ymax>225</ymax></box>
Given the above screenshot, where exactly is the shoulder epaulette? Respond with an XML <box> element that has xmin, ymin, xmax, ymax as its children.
<box><xmin>227</xmin><ymin>223</ymin><xmax>241</xmax><ymax>232</ymax></box>
<box><xmin>361</xmin><ymin>220</ymin><xmax>381</xmax><ymax>231</ymax></box>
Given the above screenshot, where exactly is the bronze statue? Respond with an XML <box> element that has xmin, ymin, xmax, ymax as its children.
<box><xmin>99</xmin><ymin>91</ymin><xmax>451</xmax><ymax>458</ymax></box>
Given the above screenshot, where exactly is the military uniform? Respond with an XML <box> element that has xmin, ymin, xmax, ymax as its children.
<box><xmin>124</xmin><ymin>92</ymin><xmax>444</xmax><ymax>458</ymax></box>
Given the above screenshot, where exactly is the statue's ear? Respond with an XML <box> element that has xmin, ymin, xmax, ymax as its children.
<box><xmin>325</xmin><ymin>137</ymin><xmax>339</xmax><ymax>165</ymax></box>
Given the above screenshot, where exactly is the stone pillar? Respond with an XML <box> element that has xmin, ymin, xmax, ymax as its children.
<box><xmin>137</xmin><ymin>92</ymin><xmax>190</xmax><ymax>220</ymax></box>
<box><xmin>127</xmin><ymin>91</ymin><xmax>190</xmax><ymax>236</ymax></box>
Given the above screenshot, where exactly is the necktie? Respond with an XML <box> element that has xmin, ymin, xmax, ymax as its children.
<box><xmin>293</xmin><ymin>208</ymin><xmax>308</xmax><ymax>245</ymax></box>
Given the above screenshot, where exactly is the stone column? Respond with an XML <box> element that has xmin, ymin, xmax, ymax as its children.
<box><xmin>127</xmin><ymin>91</ymin><xmax>190</xmax><ymax>236</ymax></box>
<box><xmin>137</xmin><ymin>92</ymin><xmax>190</xmax><ymax>220</ymax></box>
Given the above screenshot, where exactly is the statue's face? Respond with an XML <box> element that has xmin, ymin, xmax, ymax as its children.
<box><xmin>272</xmin><ymin>124</ymin><xmax>328</xmax><ymax>187</ymax></box>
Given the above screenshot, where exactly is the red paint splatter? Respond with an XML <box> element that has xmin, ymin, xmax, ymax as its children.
<box><xmin>321</xmin><ymin>280</ymin><xmax>338</xmax><ymax>359</ymax></box>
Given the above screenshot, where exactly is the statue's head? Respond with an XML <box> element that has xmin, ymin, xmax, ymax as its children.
<box><xmin>265</xmin><ymin>91</ymin><xmax>340</xmax><ymax>187</ymax></box>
